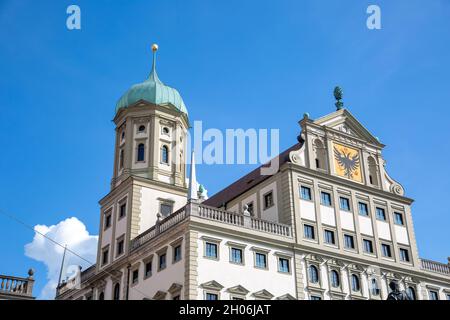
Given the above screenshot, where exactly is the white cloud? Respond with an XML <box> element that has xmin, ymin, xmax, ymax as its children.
<box><xmin>24</xmin><ymin>217</ymin><xmax>98</xmax><ymax>300</ymax></box>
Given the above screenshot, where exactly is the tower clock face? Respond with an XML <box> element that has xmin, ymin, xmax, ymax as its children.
<box><xmin>332</xmin><ymin>142</ymin><xmax>362</xmax><ymax>182</ymax></box>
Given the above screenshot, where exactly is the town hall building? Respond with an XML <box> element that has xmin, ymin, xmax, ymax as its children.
<box><xmin>56</xmin><ymin>45</ymin><xmax>450</xmax><ymax>301</ymax></box>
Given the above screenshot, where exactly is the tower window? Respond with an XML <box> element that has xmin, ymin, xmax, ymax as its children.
<box><xmin>137</xmin><ymin>143</ymin><xmax>145</xmax><ymax>162</ymax></box>
<box><xmin>161</xmin><ymin>145</ymin><xmax>169</xmax><ymax>164</ymax></box>
<box><xmin>162</xmin><ymin>127</ymin><xmax>170</xmax><ymax>135</ymax></box>
<box><xmin>138</xmin><ymin>125</ymin><xmax>146</xmax><ymax>132</ymax></box>
<box><xmin>119</xmin><ymin>149</ymin><xmax>124</xmax><ymax>169</ymax></box>
<box><xmin>121</xmin><ymin>131</ymin><xmax>125</xmax><ymax>141</ymax></box>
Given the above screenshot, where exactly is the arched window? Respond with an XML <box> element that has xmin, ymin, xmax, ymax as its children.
<box><xmin>309</xmin><ymin>265</ymin><xmax>319</xmax><ymax>284</ymax></box>
<box><xmin>351</xmin><ymin>274</ymin><xmax>360</xmax><ymax>292</ymax></box>
<box><xmin>367</xmin><ymin>156</ymin><xmax>379</xmax><ymax>186</ymax></box>
<box><xmin>407</xmin><ymin>286</ymin><xmax>416</xmax><ymax>300</ymax></box>
<box><xmin>313</xmin><ymin>139</ymin><xmax>327</xmax><ymax>171</ymax></box>
<box><xmin>113</xmin><ymin>283</ymin><xmax>120</xmax><ymax>300</ymax></box>
<box><xmin>330</xmin><ymin>270</ymin><xmax>340</xmax><ymax>288</ymax></box>
<box><xmin>162</xmin><ymin>127</ymin><xmax>170</xmax><ymax>135</ymax></box>
<box><xmin>98</xmin><ymin>292</ymin><xmax>104</xmax><ymax>300</ymax></box>
<box><xmin>161</xmin><ymin>145</ymin><xmax>169</xmax><ymax>164</ymax></box>
<box><xmin>138</xmin><ymin>125</ymin><xmax>146</xmax><ymax>132</ymax></box>
<box><xmin>371</xmin><ymin>278</ymin><xmax>380</xmax><ymax>296</ymax></box>
<box><xmin>137</xmin><ymin>143</ymin><xmax>145</xmax><ymax>162</ymax></box>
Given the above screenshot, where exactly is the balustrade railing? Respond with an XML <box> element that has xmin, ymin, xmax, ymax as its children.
<box><xmin>0</xmin><ymin>274</ymin><xmax>34</xmax><ymax>297</ymax></box>
<box><xmin>197</xmin><ymin>205</ymin><xmax>292</xmax><ymax>237</ymax></box>
<box><xmin>130</xmin><ymin>203</ymin><xmax>292</xmax><ymax>251</ymax></box>
<box><xmin>131</xmin><ymin>207</ymin><xmax>187</xmax><ymax>250</ymax></box>
<box><xmin>420</xmin><ymin>259</ymin><xmax>450</xmax><ymax>275</ymax></box>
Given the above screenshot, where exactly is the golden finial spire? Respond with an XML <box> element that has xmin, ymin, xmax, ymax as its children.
<box><xmin>152</xmin><ymin>43</ymin><xmax>159</xmax><ymax>52</ymax></box>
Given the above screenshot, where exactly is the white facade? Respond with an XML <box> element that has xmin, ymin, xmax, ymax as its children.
<box><xmin>56</xmin><ymin>55</ymin><xmax>450</xmax><ymax>302</ymax></box>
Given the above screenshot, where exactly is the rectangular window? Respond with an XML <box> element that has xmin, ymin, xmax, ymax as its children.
<box><xmin>320</xmin><ymin>192</ymin><xmax>332</xmax><ymax>206</ymax></box>
<box><xmin>310</xmin><ymin>295</ymin><xmax>322</xmax><ymax>300</ymax></box>
<box><xmin>132</xmin><ymin>269</ymin><xmax>139</xmax><ymax>284</ymax></box>
<box><xmin>358</xmin><ymin>202</ymin><xmax>369</xmax><ymax>216</ymax></box>
<box><xmin>104</xmin><ymin>212</ymin><xmax>112</xmax><ymax>230</ymax></box>
<box><xmin>119</xmin><ymin>202</ymin><xmax>127</xmax><ymax>219</ymax></box>
<box><xmin>263</xmin><ymin>192</ymin><xmax>274</xmax><ymax>209</ymax></box>
<box><xmin>429</xmin><ymin>290</ymin><xmax>439</xmax><ymax>300</ymax></box>
<box><xmin>278</xmin><ymin>258</ymin><xmax>290</xmax><ymax>273</ymax></box>
<box><xmin>300</xmin><ymin>186</ymin><xmax>312</xmax><ymax>201</ymax></box>
<box><xmin>394</xmin><ymin>212</ymin><xmax>404</xmax><ymax>225</ymax></box>
<box><xmin>446</xmin><ymin>294</ymin><xmax>450</xmax><ymax>301</ymax></box>
<box><xmin>363</xmin><ymin>239</ymin><xmax>374</xmax><ymax>253</ymax></box>
<box><xmin>116</xmin><ymin>238</ymin><xmax>124</xmax><ymax>256</ymax></box>
<box><xmin>304</xmin><ymin>224</ymin><xmax>315</xmax><ymax>240</ymax></box>
<box><xmin>173</xmin><ymin>245</ymin><xmax>182</xmax><ymax>263</ymax></box>
<box><xmin>246</xmin><ymin>202</ymin><xmax>254</xmax><ymax>216</ymax></box>
<box><xmin>160</xmin><ymin>203</ymin><xmax>173</xmax><ymax>217</ymax></box>
<box><xmin>205</xmin><ymin>293</ymin><xmax>218</xmax><ymax>300</ymax></box>
<box><xmin>145</xmin><ymin>261</ymin><xmax>152</xmax><ymax>278</ymax></box>
<box><xmin>324</xmin><ymin>230</ymin><xmax>335</xmax><ymax>245</ymax></box>
<box><xmin>102</xmin><ymin>247</ymin><xmax>109</xmax><ymax>266</ymax></box>
<box><xmin>159</xmin><ymin>253</ymin><xmax>167</xmax><ymax>270</ymax></box>
<box><xmin>205</xmin><ymin>242</ymin><xmax>218</xmax><ymax>259</ymax></box>
<box><xmin>376</xmin><ymin>207</ymin><xmax>386</xmax><ymax>221</ymax></box>
<box><xmin>339</xmin><ymin>197</ymin><xmax>351</xmax><ymax>211</ymax></box>
<box><xmin>230</xmin><ymin>248</ymin><xmax>243</xmax><ymax>264</ymax></box>
<box><xmin>255</xmin><ymin>253</ymin><xmax>267</xmax><ymax>269</ymax></box>
<box><xmin>399</xmin><ymin>248</ymin><xmax>410</xmax><ymax>262</ymax></box>
<box><xmin>344</xmin><ymin>234</ymin><xmax>355</xmax><ymax>249</ymax></box>
<box><xmin>381</xmin><ymin>244</ymin><xmax>392</xmax><ymax>258</ymax></box>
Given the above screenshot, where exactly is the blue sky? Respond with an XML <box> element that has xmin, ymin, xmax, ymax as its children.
<box><xmin>0</xmin><ymin>0</ymin><xmax>449</xmax><ymax>298</ymax></box>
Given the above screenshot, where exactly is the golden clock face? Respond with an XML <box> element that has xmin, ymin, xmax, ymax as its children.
<box><xmin>333</xmin><ymin>143</ymin><xmax>362</xmax><ymax>182</ymax></box>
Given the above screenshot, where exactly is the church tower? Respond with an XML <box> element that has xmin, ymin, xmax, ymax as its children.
<box><xmin>96</xmin><ymin>44</ymin><xmax>189</xmax><ymax>273</ymax></box>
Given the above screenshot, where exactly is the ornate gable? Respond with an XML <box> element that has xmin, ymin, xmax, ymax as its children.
<box><xmin>314</xmin><ymin>109</ymin><xmax>383</xmax><ymax>147</ymax></box>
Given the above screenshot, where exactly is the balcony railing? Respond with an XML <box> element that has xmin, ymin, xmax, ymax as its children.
<box><xmin>197</xmin><ymin>205</ymin><xmax>292</xmax><ymax>237</ymax></box>
<box><xmin>420</xmin><ymin>258</ymin><xmax>450</xmax><ymax>275</ymax></box>
<box><xmin>130</xmin><ymin>202</ymin><xmax>293</xmax><ymax>251</ymax></box>
<box><xmin>0</xmin><ymin>274</ymin><xmax>34</xmax><ymax>298</ymax></box>
<box><xmin>131</xmin><ymin>207</ymin><xmax>187</xmax><ymax>250</ymax></box>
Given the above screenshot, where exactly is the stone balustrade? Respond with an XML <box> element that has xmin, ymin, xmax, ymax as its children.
<box><xmin>420</xmin><ymin>258</ymin><xmax>450</xmax><ymax>275</ymax></box>
<box><xmin>130</xmin><ymin>202</ymin><xmax>293</xmax><ymax>251</ymax></box>
<box><xmin>0</xmin><ymin>273</ymin><xmax>34</xmax><ymax>298</ymax></box>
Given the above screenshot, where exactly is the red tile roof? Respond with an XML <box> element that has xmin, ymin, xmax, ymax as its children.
<box><xmin>203</xmin><ymin>142</ymin><xmax>302</xmax><ymax>208</ymax></box>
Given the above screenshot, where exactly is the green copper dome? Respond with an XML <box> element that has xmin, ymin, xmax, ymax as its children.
<box><xmin>115</xmin><ymin>45</ymin><xmax>188</xmax><ymax>115</ymax></box>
